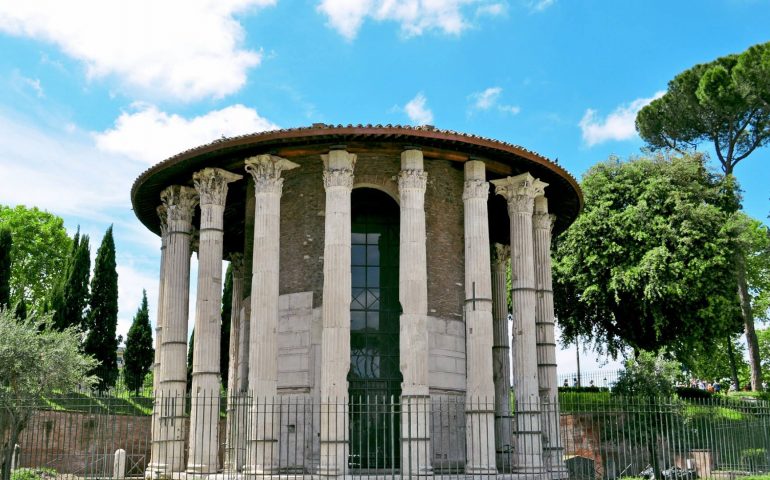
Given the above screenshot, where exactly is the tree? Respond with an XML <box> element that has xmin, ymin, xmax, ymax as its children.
<box><xmin>0</xmin><ymin>206</ymin><xmax>71</xmax><ymax>312</ymax></box>
<box><xmin>50</xmin><ymin>229</ymin><xmax>91</xmax><ymax>331</ymax></box>
<box><xmin>637</xmin><ymin>41</ymin><xmax>770</xmax><ymax>390</ymax></box>
<box><xmin>0</xmin><ymin>308</ymin><xmax>96</xmax><ymax>480</ymax></box>
<box><xmin>613</xmin><ymin>351</ymin><xmax>682</xmax><ymax>398</ymax></box>
<box><xmin>187</xmin><ymin>328</ymin><xmax>194</xmax><ymax>393</ymax></box>
<box><xmin>220</xmin><ymin>264</ymin><xmax>233</xmax><ymax>389</ymax></box>
<box><xmin>83</xmin><ymin>226</ymin><xmax>119</xmax><ymax>391</ymax></box>
<box><xmin>123</xmin><ymin>290</ymin><xmax>153</xmax><ymax>394</ymax></box>
<box><xmin>757</xmin><ymin>328</ymin><xmax>770</xmax><ymax>383</ymax></box>
<box><xmin>636</xmin><ymin>42</ymin><xmax>770</xmax><ymax>176</ymax></box>
<box><xmin>553</xmin><ymin>153</ymin><xmax>742</xmax><ymax>359</ymax></box>
<box><xmin>0</xmin><ymin>228</ymin><xmax>10</xmax><ymax>310</ymax></box>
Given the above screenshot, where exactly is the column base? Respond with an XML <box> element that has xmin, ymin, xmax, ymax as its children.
<box><xmin>465</xmin><ymin>465</ymin><xmax>498</xmax><ymax>475</ymax></box>
<box><xmin>145</xmin><ymin>463</ymin><xmax>170</xmax><ymax>480</ymax></box>
<box><xmin>186</xmin><ymin>464</ymin><xmax>219</xmax><ymax>475</ymax></box>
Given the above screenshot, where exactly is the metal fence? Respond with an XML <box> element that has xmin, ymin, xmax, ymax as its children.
<box><xmin>558</xmin><ymin>371</ymin><xmax>621</xmax><ymax>390</ymax></box>
<box><xmin>5</xmin><ymin>393</ymin><xmax>770</xmax><ymax>479</ymax></box>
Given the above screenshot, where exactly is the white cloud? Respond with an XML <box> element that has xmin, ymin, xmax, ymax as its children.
<box><xmin>0</xmin><ymin>0</ymin><xmax>274</xmax><ymax>101</ymax></box>
<box><xmin>527</xmin><ymin>0</ymin><xmax>555</xmax><ymax>12</ymax></box>
<box><xmin>469</xmin><ymin>86</ymin><xmax>521</xmax><ymax>114</ymax></box>
<box><xmin>403</xmin><ymin>93</ymin><xmax>434</xmax><ymax>125</ymax></box>
<box><xmin>579</xmin><ymin>91</ymin><xmax>665</xmax><ymax>146</ymax></box>
<box><xmin>317</xmin><ymin>0</ymin><xmax>504</xmax><ymax>40</ymax></box>
<box><xmin>95</xmin><ymin>103</ymin><xmax>278</xmax><ymax>164</ymax></box>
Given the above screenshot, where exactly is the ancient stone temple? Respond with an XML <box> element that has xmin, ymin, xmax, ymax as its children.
<box><xmin>130</xmin><ymin>124</ymin><xmax>582</xmax><ymax>479</ymax></box>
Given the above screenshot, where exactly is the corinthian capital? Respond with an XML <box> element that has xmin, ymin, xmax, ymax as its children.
<box><xmin>463</xmin><ymin>179</ymin><xmax>489</xmax><ymax>200</ymax></box>
<box><xmin>160</xmin><ymin>185</ymin><xmax>199</xmax><ymax>225</ymax></box>
<box><xmin>244</xmin><ymin>154</ymin><xmax>299</xmax><ymax>194</ymax></box>
<box><xmin>157</xmin><ymin>205</ymin><xmax>169</xmax><ymax>238</ymax></box>
<box><xmin>533</xmin><ymin>212</ymin><xmax>556</xmax><ymax>232</ymax></box>
<box><xmin>193</xmin><ymin>168</ymin><xmax>243</xmax><ymax>206</ymax></box>
<box><xmin>491</xmin><ymin>173</ymin><xmax>548</xmax><ymax>214</ymax></box>
<box><xmin>398</xmin><ymin>169</ymin><xmax>428</xmax><ymax>191</ymax></box>
<box><xmin>321</xmin><ymin>150</ymin><xmax>356</xmax><ymax>189</ymax></box>
<box><xmin>228</xmin><ymin>252</ymin><xmax>244</xmax><ymax>277</ymax></box>
<box><xmin>491</xmin><ymin>243</ymin><xmax>511</xmax><ymax>265</ymax></box>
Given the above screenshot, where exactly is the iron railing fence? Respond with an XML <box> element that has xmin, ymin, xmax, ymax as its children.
<box><xmin>558</xmin><ymin>371</ymin><xmax>622</xmax><ymax>390</ymax></box>
<box><xmin>5</xmin><ymin>393</ymin><xmax>770</xmax><ymax>479</ymax></box>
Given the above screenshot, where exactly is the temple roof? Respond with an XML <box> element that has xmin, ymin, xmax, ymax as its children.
<box><xmin>131</xmin><ymin>124</ymin><xmax>583</xmax><ymax>252</ymax></box>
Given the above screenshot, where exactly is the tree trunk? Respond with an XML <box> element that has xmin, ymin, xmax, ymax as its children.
<box><xmin>1</xmin><ymin>429</ymin><xmax>19</xmax><ymax>480</ymax></box>
<box><xmin>736</xmin><ymin>255</ymin><xmax>763</xmax><ymax>391</ymax></box>
<box><xmin>726</xmin><ymin>337</ymin><xmax>740</xmax><ymax>389</ymax></box>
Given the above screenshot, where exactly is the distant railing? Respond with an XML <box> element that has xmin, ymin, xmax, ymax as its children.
<box><xmin>8</xmin><ymin>393</ymin><xmax>770</xmax><ymax>479</ymax></box>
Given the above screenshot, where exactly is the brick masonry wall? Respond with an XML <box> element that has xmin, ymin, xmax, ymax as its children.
<box><xmin>17</xmin><ymin>410</ymin><xmax>227</xmax><ymax>476</ymax></box>
<box><xmin>277</xmin><ymin>152</ymin><xmax>465</xmax><ymax>320</ymax></box>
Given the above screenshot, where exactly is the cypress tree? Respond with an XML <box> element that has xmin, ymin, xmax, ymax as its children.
<box><xmin>220</xmin><ymin>264</ymin><xmax>233</xmax><ymax>389</ymax></box>
<box><xmin>0</xmin><ymin>227</ymin><xmax>11</xmax><ymax>309</ymax></box>
<box><xmin>123</xmin><ymin>290</ymin><xmax>153</xmax><ymax>394</ymax></box>
<box><xmin>187</xmin><ymin>328</ymin><xmax>194</xmax><ymax>393</ymax></box>
<box><xmin>52</xmin><ymin>229</ymin><xmax>90</xmax><ymax>331</ymax></box>
<box><xmin>84</xmin><ymin>225</ymin><xmax>119</xmax><ymax>391</ymax></box>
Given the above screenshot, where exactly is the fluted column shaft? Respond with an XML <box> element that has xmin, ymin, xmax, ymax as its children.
<box><xmin>153</xmin><ymin>185</ymin><xmax>198</xmax><ymax>477</ymax></box>
<box><xmin>492</xmin><ymin>173</ymin><xmax>547</xmax><ymax>474</ymax></box>
<box><xmin>319</xmin><ymin>150</ymin><xmax>356</xmax><ymax>476</ymax></box>
<box><xmin>147</xmin><ymin>207</ymin><xmax>168</xmax><ymax>478</ymax></box>
<box><xmin>244</xmin><ymin>155</ymin><xmax>298</xmax><ymax>474</ymax></box>
<box><xmin>533</xmin><ymin>196</ymin><xmax>567</xmax><ymax>478</ymax></box>
<box><xmin>491</xmin><ymin>244</ymin><xmax>513</xmax><ymax>471</ymax></box>
<box><xmin>398</xmin><ymin>149</ymin><xmax>432</xmax><ymax>476</ymax></box>
<box><xmin>224</xmin><ymin>254</ymin><xmax>245</xmax><ymax>473</ymax></box>
<box><xmin>462</xmin><ymin>160</ymin><xmax>497</xmax><ymax>474</ymax></box>
<box><xmin>187</xmin><ymin>168</ymin><xmax>242</xmax><ymax>474</ymax></box>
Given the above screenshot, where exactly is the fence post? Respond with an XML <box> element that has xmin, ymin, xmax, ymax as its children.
<box><xmin>114</xmin><ymin>448</ymin><xmax>126</xmax><ymax>480</ymax></box>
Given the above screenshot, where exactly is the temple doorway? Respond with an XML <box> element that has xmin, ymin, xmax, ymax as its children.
<box><xmin>348</xmin><ymin>187</ymin><xmax>402</xmax><ymax>470</ymax></box>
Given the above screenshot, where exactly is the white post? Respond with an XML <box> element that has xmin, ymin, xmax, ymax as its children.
<box><xmin>534</xmin><ymin>195</ymin><xmax>568</xmax><ymax>478</ymax></box>
<box><xmin>491</xmin><ymin>173</ymin><xmax>547</xmax><ymax>475</ymax></box>
<box><xmin>398</xmin><ymin>149</ymin><xmax>432</xmax><ymax>477</ymax></box>
<box><xmin>319</xmin><ymin>149</ymin><xmax>356</xmax><ymax>476</ymax></box>
<box><xmin>114</xmin><ymin>449</ymin><xmax>126</xmax><ymax>480</ymax></box>
<box><xmin>462</xmin><ymin>160</ymin><xmax>497</xmax><ymax>474</ymax></box>
<box><xmin>154</xmin><ymin>185</ymin><xmax>198</xmax><ymax>477</ymax></box>
<box><xmin>146</xmin><ymin>206</ymin><xmax>168</xmax><ymax>478</ymax></box>
<box><xmin>491</xmin><ymin>243</ymin><xmax>513</xmax><ymax>470</ymax></box>
<box><xmin>187</xmin><ymin>168</ymin><xmax>242</xmax><ymax>474</ymax></box>
<box><xmin>244</xmin><ymin>155</ymin><xmax>298</xmax><ymax>474</ymax></box>
<box><xmin>224</xmin><ymin>253</ymin><xmax>245</xmax><ymax>473</ymax></box>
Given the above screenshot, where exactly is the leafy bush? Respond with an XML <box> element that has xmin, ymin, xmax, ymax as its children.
<box><xmin>740</xmin><ymin>448</ymin><xmax>768</xmax><ymax>471</ymax></box>
<box><xmin>10</xmin><ymin>468</ymin><xmax>56</xmax><ymax>480</ymax></box>
<box><xmin>613</xmin><ymin>351</ymin><xmax>681</xmax><ymax>397</ymax></box>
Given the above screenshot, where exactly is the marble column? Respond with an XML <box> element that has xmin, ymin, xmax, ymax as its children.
<box><xmin>319</xmin><ymin>149</ymin><xmax>355</xmax><ymax>476</ymax></box>
<box><xmin>398</xmin><ymin>149</ymin><xmax>432</xmax><ymax>476</ymax></box>
<box><xmin>187</xmin><ymin>168</ymin><xmax>242</xmax><ymax>474</ymax></box>
<box><xmin>153</xmin><ymin>185</ymin><xmax>198</xmax><ymax>477</ymax></box>
<box><xmin>491</xmin><ymin>173</ymin><xmax>547</xmax><ymax>475</ymax></box>
<box><xmin>491</xmin><ymin>243</ymin><xmax>513</xmax><ymax>471</ymax></box>
<box><xmin>462</xmin><ymin>160</ymin><xmax>497</xmax><ymax>474</ymax></box>
<box><xmin>224</xmin><ymin>254</ymin><xmax>245</xmax><ymax>473</ymax></box>
<box><xmin>244</xmin><ymin>155</ymin><xmax>298</xmax><ymax>474</ymax></box>
<box><xmin>533</xmin><ymin>195</ymin><xmax>568</xmax><ymax>478</ymax></box>
<box><xmin>146</xmin><ymin>206</ymin><xmax>168</xmax><ymax>479</ymax></box>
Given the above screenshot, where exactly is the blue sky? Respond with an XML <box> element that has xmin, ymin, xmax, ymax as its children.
<box><xmin>0</xmin><ymin>0</ymin><xmax>768</xmax><ymax>374</ymax></box>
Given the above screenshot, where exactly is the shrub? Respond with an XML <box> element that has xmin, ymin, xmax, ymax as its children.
<box><xmin>10</xmin><ymin>468</ymin><xmax>56</xmax><ymax>480</ymax></box>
